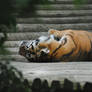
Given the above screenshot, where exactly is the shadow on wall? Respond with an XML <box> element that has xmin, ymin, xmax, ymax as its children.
<box><xmin>0</xmin><ymin>62</ymin><xmax>92</xmax><ymax>92</ymax></box>
<box><xmin>31</xmin><ymin>78</ymin><xmax>92</xmax><ymax>92</ymax></box>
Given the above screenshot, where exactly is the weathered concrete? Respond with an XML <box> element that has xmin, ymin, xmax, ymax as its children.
<box><xmin>33</xmin><ymin>10</ymin><xmax>92</xmax><ymax>17</ymax></box>
<box><xmin>11</xmin><ymin>62</ymin><xmax>92</xmax><ymax>85</ymax></box>
<box><xmin>17</xmin><ymin>24</ymin><xmax>92</xmax><ymax>32</ymax></box>
<box><xmin>35</xmin><ymin>4</ymin><xmax>92</xmax><ymax>10</ymax></box>
<box><xmin>5</xmin><ymin>32</ymin><xmax>48</xmax><ymax>41</ymax></box>
<box><xmin>17</xmin><ymin>16</ymin><xmax>92</xmax><ymax>24</ymax></box>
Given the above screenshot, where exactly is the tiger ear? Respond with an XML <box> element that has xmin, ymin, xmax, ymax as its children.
<box><xmin>41</xmin><ymin>48</ymin><xmax>50</xmax><ymax>54</ymax></box>
<box><xmin>48</xmin><ymin>29</ymin><xmax>57</xmax><ymax>35</ymax></box>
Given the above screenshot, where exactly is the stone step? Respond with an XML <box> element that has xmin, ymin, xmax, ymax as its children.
<box><xmin>11</xmin><ymin>61</ymin><xmax>92</xmax><ymax>85</ymax></box>
<box><xmin>47</xmin><ymin>0</ymin><xmax>92</xmax><ymax>4</ymax></box>
<box><xmin>0</xmin><ymin>32</ymin><xmax>48</xmax><ymax>41</ymax></box>
<box><xmin>1</xmin><ymin>23</ymin><xmax>92</xmax><ymax>40</ymax></box>
<box><xmin>4</xmin><ymin>41</ymin><xmax>21</xmax><ymax>47</ymax></box>
<box><xmin>17</xmin><ymin>23</ymin><xmax>92</xmax><ymax>32</ymax></box>
<box><xmin>17</xmin><ymin>16</ymin><xmax>92</xmax><ymax>24</ymax></box>
<box><xmin>49</xmin><ymin>0</ymin><xmax>74</xmax><ymax>4</ymax></box>
<box><xmin>4</xmin><ymin>40</ymin><xmax>35</xmax><ymax>47</ymax></box>
<box><xmin>5</xmin><ymin>32</ymin><xmax>47</xmax><ymax>41</ymax></box>
<box><xmin>0</xmin><ymin>55</ymin><xmax>28</xmax><ymax>62</ymax></box>
<box><xmin>18</xmin><ymin>10</ymin><xmax>92</xmax><ymax>17</ymax></box>
<box><xmin>36</xmin><ymin>4</ymin><xmax>92</xmax><ymax>10</ymax></box>
<box><xmin>5</xmin><ymin>47</ymin><xmax>19</xmax><ymax>54</ymax></box>
<box><xmin>36</xmin><ymin>10</ymin><xmax>92</xmax><ymax>17</ymax></box>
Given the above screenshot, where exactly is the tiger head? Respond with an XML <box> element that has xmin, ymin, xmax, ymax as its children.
<box><xmin>19</xmin><ymin>29</ymin><xmax>76</xmax><ymax>62</ymax></box>
<box><xmin>19</xmin><ymin>36</ymin><xmax>54</xmax><ymax>61</ymax></box>
<box><xmin>29</xmin><ymin>29</ymin><xmax>76</xmax><ymax>61</ymax></box>
<box><xmin>37</xmin><ymin>35</ymin><xmax>71</xmax><ymax>61</ymax></box>
<box><xmin>19</xmin><ymin>40</ymin><xmax>33</xmax><ymax>59</ymax></box>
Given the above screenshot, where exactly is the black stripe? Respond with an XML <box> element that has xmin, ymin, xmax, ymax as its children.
<box><xmin>66</xmin><ymin>34</ymin><xmax>77</xmax><ymax>49</ymax></box>
<box><xmin>87</xmin><ymin>34</ymin><xmax>92</xmax><ymax>50</ymax></box>
<box><xmin>36</xmin><ymin>39</ymin><xmax>40</xmax><ymax>42</ymax></box>
<box><xmin>31</xmin><ymin>42</ymin><xmax>34</xmax><ymax>50</ymax></box>
<box><xmin>35</xmin><ymin>39</ymin><xmax>40</xmax><ymax>45</ymax></box>
<box><xmin>52</xmin><ymin>37</ymin><xmax>67</xmax><ymax>56</ymax></box>
<box><xmin>45</xmin><ymin>36</ymin><xmax>50</xmax><ymax>41</ymax></box>
<box><xmin>52</xmin><ymin>44</ymin><xmax>62</xmax><ymax>55</ymax></box>
<box><xmin>77</xmin><ymin>48</ymin><xmax>82</xmax><ymax>60</ymax></box>
<box><xmin>61</xmin><ymin>49</ymin><xmax>74</xmax><ymax>59</ymax></box>
<box><xmin>51</xmin><ymin>34</ymin><xmax>77</xmax><ymax>58</ymax></box>
<box><xmin>54</xmin><ymin>36</ymin><xmax>61</xmax><ymax>41</ymax></box>
<box><xmin>86</xmin><ymin>34</ymin><xmax>92</xmax><ymax>56</ymax></box>
<box><xmin>36</xmin><ymin>41</ymin><xmax>39</xmax><ymax>45</ymax></box>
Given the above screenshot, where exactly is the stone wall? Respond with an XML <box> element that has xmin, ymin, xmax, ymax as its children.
<box><xmin>2</xmin><ymin>0</ymin><xmax>92</xmax><ymax>61</ymax></box>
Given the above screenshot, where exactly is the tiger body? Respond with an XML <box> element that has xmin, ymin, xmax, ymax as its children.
<box><xmin>45</xmin><ymin>29</ymin><xmax>92</xmax><ymax>61</ymax></box>
<box><xmin>19</xmin><ymin>29</ymin><xmax>92</xmax><ymax>62</ymax></box>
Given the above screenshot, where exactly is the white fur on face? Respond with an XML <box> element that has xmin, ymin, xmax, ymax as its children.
<box><xmin>31</xmin><ymin>40</ymin><xmax>37</xmax><ymax>47</ymax></box>
<box><xmin>19</xmin><ymin>35</ymin><xmax>54</xmax><ymax>59</ymax></box>
<box><xmin>19</xmin><ymin>41</ymin><xmax>28</xmax><ymax>47</ymax></box>
<box><xmin>36</xmin><ymin>48</ymin><xmax>50</xmax><ymax>57</ymax></box>
<box><xmin>26</xmin><ymin>36</ymin><xmax>49</xmax><ymax>50</ymax></box>
<box><xmin>41</xmin><ymin>48</ymin><xmax>50</xmax><ymax>54</ymax></box>
<box><xmin>58</xmin><ymin>35</ymin><xmax>68</xmax><ymax>45</ymax></box>
<box><xmin>27</xmin><ymin>41</ymin><xmax>33</xmax><ymax>48</ymax></box>
<box><xmin>38</xmin><ymin>36</ymin><xmax>49</xmax><ymax>42</ymax></box>
<box><xmin>19</xmin><ymin>41</ymin><xmax>24</xmax><ymax>47</ymax></box>
<box><xmin>29</xmin><ymin>35</ymin><xmax>54</xmax><ymax>48</ymax></box>
<box><xmin>38</xmin><ymin>35</ymin><xmax>54</xmax><ymax>44</ymax></box>
<box><xmin>25</xmin><ymin>40</ymin><xmax>37</xmax><ymax>50</ymax></box>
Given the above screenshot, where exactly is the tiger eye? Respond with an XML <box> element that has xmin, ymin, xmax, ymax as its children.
<box><xmin>54</xmin><ymin>36</ymin><xmax>61</xmax><ymax>41</ymax></box>
<box><xmin>36</xmin><ymin>41</ymin><xmax>39</xmax><ymax>45</ymax></box>
<box><xmin>36</xmin><ymin>39</ymin><xmax>39</xmax><ymax>42</ymax></box>
<box><xmin>32</xmin><ymin>45</ymin><xmax>34</xmax><ymax>50</ymax></box>
<box><xmin>36</xmin><ymin>49</ymin><xmax>40</xmax><ymax>52</ymax></box>
<box><xmin>31</xmin><ymin>52</ymin><xmax>35</xmax><ymax>55</ymax></box>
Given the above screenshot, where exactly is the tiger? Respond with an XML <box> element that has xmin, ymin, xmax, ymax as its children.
<box><xmin>19</xmin><ymin>29</ymin><xmax>92</xmax><ymax>62</ymax></box>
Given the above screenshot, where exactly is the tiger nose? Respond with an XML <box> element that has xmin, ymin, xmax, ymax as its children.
<box><xmin>41</xmin><ymin>51</ymin><xmax>46</xmax><ymax>56</ymax></box>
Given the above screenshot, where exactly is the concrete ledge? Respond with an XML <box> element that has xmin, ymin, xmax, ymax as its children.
<box><xmin>10</xmin><ymin>62</ymin><xmax>92</xmax><ymax>85</ymax></box>
<box><xmin>17</xmin><ymin>16</ymin><xmax>92</xmax><ymax>24</ymax></box>
<box><xmin>5</xmin><ymin>32</ymin><xmax>48</xmax><ymax>41</ymax></box>
<box><xmin>36</xmin><ymin>4</ymin><xmax>92</xmax><ymax>10</ymax></box>
<box><xmin>18</xmin><ymin>10</ymin><xmax>92</xmax><ymax>17</ymax></box>
<box><xmin>17</xmin><ymin>23</ymin><xmax>92</xmax><ymax>32</ymax></box>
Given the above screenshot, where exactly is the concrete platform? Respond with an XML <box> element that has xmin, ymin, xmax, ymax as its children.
<box><xmin>11</xmin><ymin>61</ymin><xmax>92</xmax><ymax>85</ymax></box>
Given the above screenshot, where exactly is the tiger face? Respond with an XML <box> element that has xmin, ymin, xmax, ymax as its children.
<box><xmin>19</xmin><ymin>36</ymin><xmax>54</xmax><ymax>61</ymax></box>
<box><xmin>19</xmin><ymin>40</ymin><xmax>34</xmax><ymax>59</ymax></box>
<box><xmin>26</xmin><ymin>35</ymin><xmax>55</xmax><ymax>61</ymax></box>
<box><xmin>19</xmin><ymin>30</ymin><xmax>77</xmax><ymax>61</ymax></box>
<box><xmin>25</xmin><ymin>33</ymin><xmax>75</xmax><ymax>61</ymax></box>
